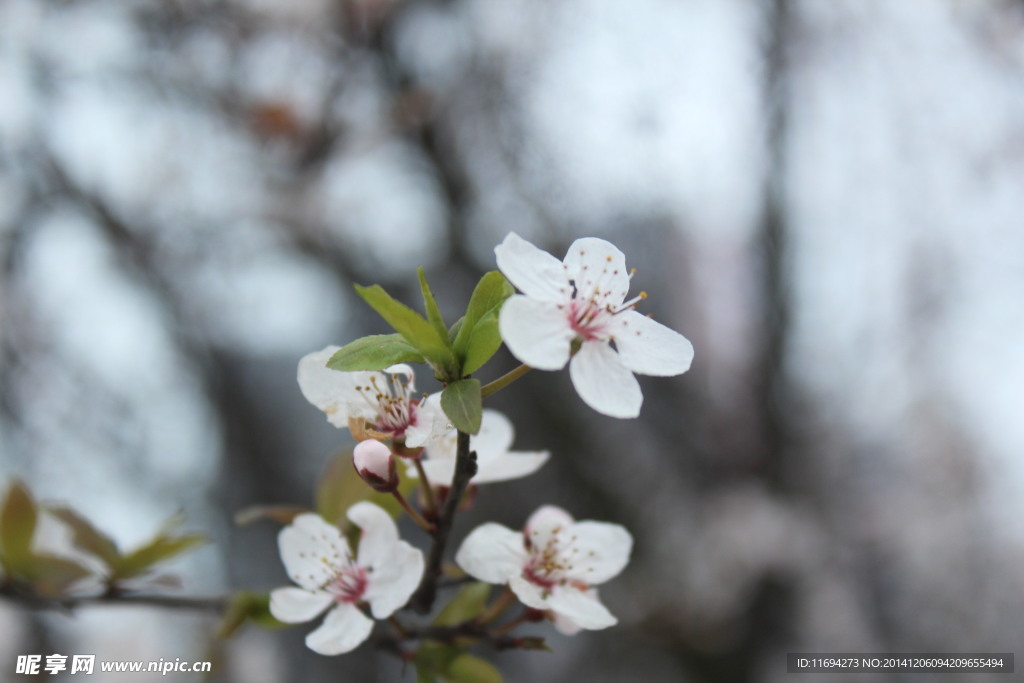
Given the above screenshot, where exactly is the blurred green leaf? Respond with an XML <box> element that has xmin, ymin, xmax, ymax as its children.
<box><xmin>433</xmin><ymin>582</ymin><xmax>492</xmax><ymax>627</ymax></box>
<box><xmin>443</xmin><ymin>654</ymin><xmax>504</xmax><ymax>683</ymax></box>
<box><xmin>448</xmin><ymin>317</ymin><xmax>465</xmax><ymax>344</ymax></box>
<box><xmin>441</xmin><ymin>379</ymin><xmax>482</xmax><ymax>435</ymax></box>
<box><xmin>415</xmin><ymin>642</ymin><xmax>463</xmax><ymax>683</ymax></box>
<box><xmin>354</xmin><ymin>284</ymin><xmax>456</xmax><ymax>378</ymax></box>
<box><xmin>0</xmin><ymin>481</ymin><xmax>38</xmax><ymax>575</ymax></box>
<box><xmin>111</xmin><ymin>527</ymin><xmax>206</xmax><ymax>582</ymax></box>
<box><xmin>218</xmin><ymin>591</ymin><xmax>285</xmax><ymax>639</ymax></box>
<box><xmin>234</xmin><ymin>505</ymin><xmax>310</xmax><ymax>527</ymax></box>
<box><xmin>327</xmin><ymin>334</ymin><xmax>424</xmax><ymax>372</ymax></box>
<box><xmin>24</xmin><ymin>554</ymin><xmax>93</xmax><ymax>597</ymax></box>
<box><xmin>48</xmin><ymin>506</ymin><xmax>121</xmax><ymax>569</ymax></box>
<box><xmin>418</xmin><ymin>267</ymin><xmax>451</xmax><ymax>349</ymax></box>
<box><xmin>459</xmin><ymin>311</ymin><xmax>504</xmax><ymax>376</ymax></box>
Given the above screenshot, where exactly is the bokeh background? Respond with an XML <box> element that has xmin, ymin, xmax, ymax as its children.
<box><xmin>3</xmin><ymin>0</ymin><xmax>1024</xmax><ymax>681</ymax></box>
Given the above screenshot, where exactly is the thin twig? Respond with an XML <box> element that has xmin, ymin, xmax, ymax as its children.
<box><xmin>480</xmin><ymin>364</ymin><xmax>532</xmax><ymax>399</ymax></box>
<box><xmin>0</xmin><ymin>584</ymin><xmax>228</xmax><ymax>613</ymax></box>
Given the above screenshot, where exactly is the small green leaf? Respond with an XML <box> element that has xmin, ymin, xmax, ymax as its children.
<box><xmin>233</xmin><ymin>505</ymin><xmax>310</xmax><ymax>527</ymax></box>
<box><xmin>433</xmin><ymin>582</ymin><xmax>492</xmax><ymax>626</ymax></box>
<box><xmin>441</xmin><ymin>379</ymin><xmax>482</xmax><ymax>435</ymax></box>
<box><xmin>48</xmin><ymin>506</ymin><xmax>121</xmax><ymax>568</ymax></box>
<box><xmin>111</xmin><ymin>528</ymin><xmax>206</xmax><ymax>582</ymax></box>
<box><xmin>327</xmin><ymin>334</ymin><xmax>424</xmax><ymax>371</ymax></box>
<box><xmin>218</xmin><ymin>591</ymin><xmax>285</xmax><ymax>639</ymax></box>
<box><xmin>459</xmin><ymin>311</ymin><xmax>504</xmax><ymax>376</ymax></box>
<box><xmin>443</xmin><ymin>655</ymin><xmax>504</xmax><ymax>683</ymax></box>
<box><xmin>453</xmin><ymin>272</ymin><xmax>513</xmax><ymax>360</ymax></box>
<box><xmin>415</xmin><ymin>642</ymin><xmax>463</xmax><ymax>683</ymax></box>
<box><xmin>448</xmin><ymin>317</ymin><xmax>465</xmax><ymax>344</ymax></box>
<box><xmin>0</xmin><ymin>481</ymin><xmax>38</xmax><ymax>574</ymax></box>
<box><xmin>418</xmin><ymin>267</ymin><xmax>451</xmax><ymax>347</ymax></box>
<box><xmin>24</xmin><ymin>554</ymin><xmax>93</xmax><ymax>597</ymax></box>
<box><xmin>354</xmin><ymin>284</ymin><xmax>455</xmax><ymax>377</ymax></box>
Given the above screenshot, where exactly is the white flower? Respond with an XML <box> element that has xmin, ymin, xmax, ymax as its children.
<box><xmin>494</xmin><ymin>232</ymin><xmax>694</xmax><ymax>418</ymax></box>
<box><xmin>269</xmin><ymin>504</ymin><xmax>424</xmax><ymax>655</ymax></box>
<box><xmin>298</xmin><ymin>347</ymin><xmax>448</xmax><ymax>446</ymax></box>
<box><xmin>411</xmin><ymin>409</ymin><xmax>549</xmax><ymax>486</ymax></box>
<box><xmin>455</xmin><ymin>505</ymin><xmax>632</xmax><ymax>631</ymax></box>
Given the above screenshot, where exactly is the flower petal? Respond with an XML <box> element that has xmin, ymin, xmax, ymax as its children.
<box><xmin>269</xmin><ymin>587</ymin><xmax>333</xmax><ymax>624</ymax></box>
<box><xmin>279</xmin><ymin>514</ymin><xmax>351</xmax><ymax>591</ymax></box>
<box><xmin>297</xmin><ymin>347</ymin><xmax>378</xmax><ymax>428</ymax></box>
<box><xmin>612</xmin><ymin>311</ymin><xmax>694</xmax><ymax>377</ymax></box>
<box><xmin>474</xmin><ymin>450</ymin><xmax>549</xmax><ymax>484</ymax></box>
<box><xmin>405</xmin><ymin>393</ymin><xmax>449</xmax><ymax>448</ymax></box>
<box><xmin>495</xmin><ymin>232</ymin><xmax>571</xmax><ymax>303</ymax></box>
<box><xmin>524</xmin><ymin>505</ymin><xmax>575</xmax><ymax>553</ymax></box>
<box><xmin>509</xmin><ymin>574</ymin><xmax>551</xmax><ymax>610</ymax></box>
<box><xmin>472</xmin><ymin>409</ymin><xmax>515</xmax><ymax>455</ymax></box>
<box><xmin>363</xmin><ymin>541</ymin><xmax>424</xmax><ymax>618</ymax></box>
<box><xmin>455</xmin><ymin>523</ymin><xmax>527</xmax><ymax>584</ymax></box>
<box><xmin>304</xmin><ymin>603</ymin><xmax>374</xmax><ymax>656</ymax></box>
<box><xmin>561</xmin><ymin>521</ymin><xmax>633</xmax><ymax>585</ymax></box>
<box><xmin>563</xmin><ymin>237</ymin><xmax>630</xmax><ymax>306</ymax></box>
<box><xmin>568</xmin><ymin>341</ymin><xmax>642</xmax><ymax>418</ymax></box>
<box><xmin>499</xmin><ymin>295</ymin><xmax>574</xmax><ymax>370</ymax></box>
<box><xmin>348</xmin><ymin>502</ymin><xmax>399</xmax><ymax>570</ymax></box>
<box><xmin>546</xmin><ymin>586</ymin><xmax>617</xmax><ymax>630</ymax></box>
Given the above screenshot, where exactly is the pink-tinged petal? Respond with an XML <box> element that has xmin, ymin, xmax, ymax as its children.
<box><xmin>348</xmin><ymin>502</ymin><xmax>399</xmax><ymax>570</ymax></box>
<box><xmin>405</xmin><ymin>393</ymin><xmax>448</xmax><ymax>448</ymax></box>
<box><xmin>304</xmin><ymin>603</ymin><xmax>374</xmax><ymax>656</ymax></box>
<box><xmin>363</xmin><ymin>541</ymin><xmax>424</xmax><ymax>618</ymax></box>
<box><xmin>495</xmin><ymin>232</ymin><xmax>571</xmax><ymax>303</ymax></box>
<box><xmin>612</xmin><ymin>311</ymin><xmax>694</xmax><ymax>377</ymax></box>
<box><xmin>474</xmin><ymin>450</ymin><xmax>549</xmax><ymax>484</ymax></box>
<box><xmin>546</xmin><ymin>586</ymin><xmax>617</xmax><ymax>630</ymax></box>
<box><xmin>524</xmin><ymin>505</ymin><xmax>575</xmax><ymax>552</ymax></box>
<box><xmin>561</xmin><ymin>521</ymin><xmax>633</xmax><ymax>585</ymax></box>
<box><xmin>297</xmin><ymin>348</ymin><xmax>377</xmax><ymax>428</ymax></box>
<box><xmin>279</xmin><ymin>514</ymin><xmax>350</xmax><ymax>591</ymax></box>
<box><xmin>499</xmin><ymin>295</ymin><xmax>574</xmax><ymax>370</ymax></box>
<box><xmin>455</xmin><ymin>523</ymin><xmax>528</xmax><ymax>584</ymax></box>
<box><xmin>509</xmin><ymin>574</ymin><xmax>551</xmax><ymax>610</ymax></box>
<box><xmin>563</xmin><ymin>237</ymin><xmax>630</xmax><ymax>306</ymax></box>
<box><xmin>353</xmin><ymin>440</ymin><xmax>394</xmax><ymax>481</ymax></box>
<box><xmin>269</xmin><ymin>587</ymin><xmax>333</xmax><ymax>624</ymax></box>
<box><xmin>568</xmin><ymin>342</ymin><xmax>642</xmax><ymax>418</ymax></box>
<box><xmin>551</xmin><ymin>609</ymin><xmax>585</xmax><ymax>636</ymax></box>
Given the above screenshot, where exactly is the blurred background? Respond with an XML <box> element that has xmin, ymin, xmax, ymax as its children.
<box><xmin>2</xmin><ymin>0</ymin><xmax>1024</xmax><ymax>680</ymax></box>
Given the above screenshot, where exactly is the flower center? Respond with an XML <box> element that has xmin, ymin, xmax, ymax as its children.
<box><xmin>354</xmin><ymin>373</ymin><xmax>417</xmax><ymax>436</ymax></box>
<box><xmin>326</xmin><ymin>562</ymin><xmax>368</xmax><ymax>604</ymax></box>
<box><xmin>522</xmin><ymin>525</ymin><xmax>584</xmax><ymax>591</ymax></box>
<box><xmin>565</xmin><ymin>290</ymin><xmax>647</xmax><ymax>342</ymax></box>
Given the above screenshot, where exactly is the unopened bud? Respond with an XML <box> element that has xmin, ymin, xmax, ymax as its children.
<box><xmin>353</xmin><ymin>439</ymin><xmax>398</xmax><ymax>493</ymax></box>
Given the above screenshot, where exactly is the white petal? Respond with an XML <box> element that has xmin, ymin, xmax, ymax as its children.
<box><xmin>348</xmin><ymin>502</ymin><xmax>399</xmax><ymax>570</ymax></box>
<box><xmin>405</xmin><ymin>393</ymin><xmax>449</xmax><ymax>448</ymax></box>
<box><xmin>417</xmin><ymin>458</ymin><xmax>456</xmax><ymax>486</ymax></box>
<box><xmin>551</xmin><ymin>609</ymin><xmax>585</xmax><ymax>636</ymax></box>
<box><xmin>561</xmin><ymin>521</ymin><xmax>633</xmax><ymax>585</ymax></box>
<box><xmin>472</xmin><ymin>410</ymin><xmax>515</xmax><ymax>455</ymax></box>
<box><xmin>568</xmin><ymin>341</ymin><xmax>642</xmax><ymax>418</ymax></box>
<box><xmin>279</xmin><ymin>514</ymin><xmax>350</xmax><ymax>591</ymax></box>
<box><xmin>525</xmin><ymin>505</ymin><xmax>575</xmax><ymax>553</ymax></box>
<box><xmin>563</xmin><ymin>237</ymin><xmax>630</xmax><ymax>306</ymax></box>
<box><xmin>304</xmin><ymin>603</ymin><xmax>374</xmax><ymax>656</ymax></box>
<box><xmin>494</xmin><ymin>232</ymin><xmax>571</xmax><ymax>303</ymax></box>
<box><xmin>546</xmin><ymin>586</ymin><xmax>617</xmax><ymax>630</ymax></box>
<box><xmin>474</xmin><ymin>450</ymin><xmax>549</xmax><ymax>484</ymax></box>
<box><xmin>612</xmin><ymin>311</ymin><xmax>694</xmax><ymax>377</ymax></box>
<box><xmin>383</xmin><ymin>363</ymin><xmax>415</xmax><ymax>389</ymax></box>
<box><xmin>297</xmin><ymin>348</ymin><xmax>377</xmax><ymax>428</ymax></box>
<box><xmin>363</xmin><ymin>541</ymin><xmax>424</xmax><ymax>618</ymax></box>
<box><xmin>509</xmin><ymin>574</ymin><xmax>550</xmax><ymax>610</ymax></box>
<box><xmin>499</xmin><ymin>295</ymin><xmax>574</xmax><ymax>370</ymax></box>
<box><xmin>269</xmin><ymin>587</ymin><xmax>333</xmax><ymax>624</ymax></box>
<box><xmin>455</xmin><ymin>523</ymin><xmax>527</xmax><ymax>584</ymax></box>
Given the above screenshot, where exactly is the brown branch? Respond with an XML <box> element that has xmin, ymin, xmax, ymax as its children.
<box><xmin>408</xmin><ymin>431</ymin><xmax>476</xmax><ymax>613</ymax></box>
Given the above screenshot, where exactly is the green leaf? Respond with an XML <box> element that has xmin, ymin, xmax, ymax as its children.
<box><xmin>354</xmin><ymin>284</ymin><xmax>456</xmax><ymax>377</ymax></box>
<box><xmin>24</xmin><ymin>553</ymin><xmax>93</xmax><ymax>597</ymax></box>
<box><xmin>217</xmin><ymin>591</ymin><xmax>285</xmax><ymax>639</ymax></box>
<box><xmin>459</xmin><ymin>310</ymin><xmax>504</xmax><ymax>376</ymax></box>
<box><xmin>448</xmin><ymin>317</ymin><xmax>465</xmax><ymax>344</ymax></box>
<box><xmin>433</xmin><ymin>582</ymin><xmax>492</xmax><ymax>626</ymax></box>
<box><xmin>440</xmin><ymin>379</ymin><xmax>482</xmax><ymax>435</ymax></box>
<box><xmin>415</xmin><ymin>642</ymin><xmax>463</xmax><ymax>683</ymax></box>
<box><xmin>418</xmin><ymin>267</ymin><xmax>450</xmax><ymax>347</ymax></box>
<box><xmin>327</xmin><ymin>334</ymin><xmax>424</xmax><ymax>371</ymax></box>
<box><xmin>443</xmin><ymin>654</ymin><xmax>504</xmax><ymax>683</ymax></box>
<box><xmin>453</xmin><ymin>272</ymin><xmax>513</xmax><ymax>360</ymax></box>
<box><xmin>233</xmin><ymin>505</ymin><xmax>310</xmax><ymax>527</ymax></box>
<box><xmin>111</xmin><ymin>528</ymin><xmax>206</xmax><ymax>582</ymax></box>
<box><xmin>48</xmin><ymin>506</ymin><xmax>121</xmax><ymax>568</ymax></box>
<box><xmin>0</xmin><ymin>481</ymin><xmax>38</xmax><ymax>574</ymax></box>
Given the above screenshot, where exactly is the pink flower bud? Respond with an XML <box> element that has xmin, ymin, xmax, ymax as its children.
<box><xmin>353</xmin><ymin>439</ymin><xmax>398</xmax><ymax>493</ymax></box>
